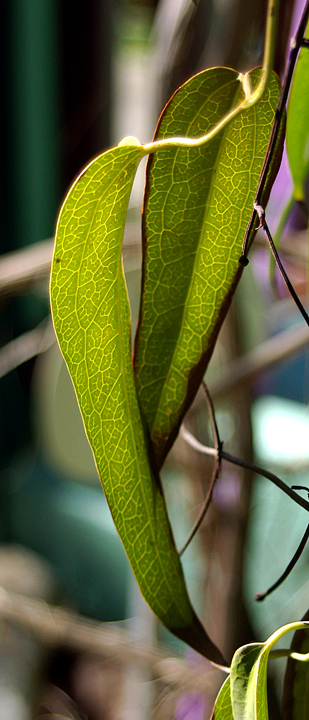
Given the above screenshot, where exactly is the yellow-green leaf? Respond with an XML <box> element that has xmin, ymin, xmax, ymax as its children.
<box><xmin>230</xmin><ymin>622</ymin><xmax>309</xmax><ymax>720</ymax></box>
<box><xmin>231</xmin><ymin>643</ymin><xmax>267</xmax><ymax>720</ymax></box>
<box><xmin>286</xmin><ymin>20</ymin><xmax>309</xmax><ymax>201</ymax></box>
<box><xmin>50</xmin><ymin>144</ymin><xmax>226</xmax><ymax>666</ymax></box>
<box><xmin>282</xmin><ymin>611</ymin><xmax>309</xmax><ymax>719</ymax></box>
<box><xmin>134</xmin><ymin>68</ymin><xmax>281</xmax><ymax>469</ymax></box>
<box><xmin>211</xmin><ymin>676</ymin><xmax>233</xmax><ymax>719</ymax></box>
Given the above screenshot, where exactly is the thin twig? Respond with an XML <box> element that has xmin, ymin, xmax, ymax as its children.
<box><xmin>178</xmin><ymin>457</ymin><xmax>219</xmax><ymax>556</ymax></box>
<box><xmin>202</xmin><ymin>382</ymin><xmax>221</xmax><ymax>455</ymax></box>
<box><xmin>255</xmin><ymin>522</ymin><xmax>309</xmax><ymax>601</ymax></box>
<box><xmin>269</xmin><ymin>192</ymin><xmax>295</xmax><ymax>287</ymax></box>
<box><xmin>254</xmin><ymin>203</ymin><xmax>309</xmax><ymax>327</ymax></box>
<box><xmin>179</xmin><ymin>384</ymin><xmax>222</xmax><ymax>555</ymax></box>
<box><xmin>221</xmin><ymin>450</ymin><xmax>309</xmax><ymax>512</ymax></box>
<box><xmin>242</xmin><ymin>0</ymin><xmax>309</xmax><ymax>258</ymax></box>
<box><xmin>181</xmin><ymin>427</ymin><xmax>309</xmax><ymax>513</ymax></box>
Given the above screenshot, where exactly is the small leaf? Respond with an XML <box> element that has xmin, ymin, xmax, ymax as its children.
<box><xmin>282</xmin><ymin>611</ymin><xmax>309</xmax><ymax>719</ymax></box>
<box><xmin>211</xmin><ymin>675</ymin><xmax>233</xmax><ymax>719</ymax></box>
<box><xmin>134</xmin><ymin>68</ymin><xmax>281</xmax><ymax>469</ymax></box>
<box><xmin>231</xmin><ymin>643</ymin><xmax>267</xmax><ymax>720</ymax></box>
<box><xmin>230</xmin><ymin>622</ymin><xmax>309</xmax><ymax>720</ymax></box>
<box><xmin>50</xmin><ymin>144</ymin><xmax>226</xmax><ymax>667</ymax></box>
<box><xmin>286</xmin><ymin>20</ymin><xmax>309</xmax><ymax>201</ymax></box>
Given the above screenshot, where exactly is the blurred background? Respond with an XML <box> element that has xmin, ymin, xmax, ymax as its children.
<box><xmin>0</xmin><ymin>0</ymin><xmax>308</xmax><ymax>718</ymax></box>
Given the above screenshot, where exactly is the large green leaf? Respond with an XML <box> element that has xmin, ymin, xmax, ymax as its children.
<box><xmin>50</xmin><ymin>142</ymin><xmax>226</xmax><ymax>667</ymax></box>
<box><xmin>230</xmin><ymin>623</ymin><xmax>309</xmax><ymax>720</ymax></box>
<box><xmin>211</xmin><ymin>675</ymin><xmax>233</xmax><ymax>719</ymax></box>
<box><xmin>133</xmin><ymin>68</ymin><xmax>281</xmax><ymax>469</ymax></box>
<box><xmin>282</xmin><ymin>611</ymin><xmax>309</xmax><ymax>719</ymax></box>
<box><xmin>286</xmin><ymin>20</ymin><xmax>309</xmax><ymax>201</ymax></box>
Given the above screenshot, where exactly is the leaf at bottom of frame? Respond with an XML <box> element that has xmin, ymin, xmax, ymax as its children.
<box><xmin>211</xmin><ymin>675</ymin><xmax>233</xmax><ymax>719</ymax></box>
<box><xmin>282</xmin><ymin>610</ymin><xmax>309</xmax><ymax>719</ymax></box>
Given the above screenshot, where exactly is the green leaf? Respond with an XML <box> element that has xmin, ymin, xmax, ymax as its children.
<box><xmin>282</xmin><ymin>611</ymin><xmax>309</xmax><ymax>719</ymax></box>
<box><xmin>50</xmin><ymin>144</ymin><xmax>226</xmax><ymax>667</ymax></box>
<box><xmin>133</xmin><ymin>68</ymin><xmax>281</xmax><ymax>469</ymax></box>
<box><xmin>231</xmin><ymin>643</ymin><xmax>267</xmax><ymax>720</ymax></box>
<box><xmin>211</xmin><ymin>675</ymin><xmax>233</xmax><ymax>719</ymax></box>
<box><xmin>286</xmin><ymin>20</ymin><xmax>309</xmax><ymax>201</ymax></box>
<box><xmin>230</xmin><ymin>622</ymin><xmax>309</xmax><ymax>720</ymax></box>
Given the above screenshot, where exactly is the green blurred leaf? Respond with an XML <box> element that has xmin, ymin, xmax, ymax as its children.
<box><xmin>50</xmin><ymin>143</ymin><xmax>226</xmax><ymax>666</ymax></box>
<box><xmin>211</xmin><ymin>676</ymin><xmax>233</xmax><ymax>719</ymax></box>
<box><xmin>282</xmin><ymin>611</ymin><xmax>309</xmax><ymax>719</ymax></box>
<box><xmin>134</xmin><ymin>68</ymin><xmax>281</xmax><ymax>469</ymax></box>
<box><xmin>286</xmin><ymin>20</ymin><xmax>309</xmax><ymax>201</ymax></box>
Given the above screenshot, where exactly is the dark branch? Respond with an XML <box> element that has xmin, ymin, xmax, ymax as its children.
<box><xmin>179</xmin><ymin>382</ymin><xmax>222</xmax><ymax>556</ymax></box>
<box><xmin>254</xmin><ymin>203</ymin><xmax>309</xmax><ymax>327</ymax></box>
<box><xmin>179</xmin><ymin>383</ymin><xmax>222</xmax><ymax>555</ymax></box>
<box><xmin>179</xmin><ymin>457</ymin><xmax>219</xmax><ymax>556</ymax></box>
<box><xmin>255</xmin><ymin>522</ymin><xmax>309</xmax><ymax>601</ymax></box>
<box><xmin>221</xmin><ymin>450</ymin><xmax>309</xmax><ymax>512</ymax></box>
<box><xmin>202</xmin><ymin>382</ymin><xmax>222</xmax><ymax>456</ymax></box>
<box><xmin>241</xmin><ymin>0</ymin><xmax>309</xmax><ymax>259</ymax></box>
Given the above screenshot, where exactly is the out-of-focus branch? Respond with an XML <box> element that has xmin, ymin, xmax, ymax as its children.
<box><xmin>0</xmin><ymin>320</ymin><xmax>55</xmax><ymax>379</ymax></box>
<box><xmin>0</xmin><ymin>585</ymin><xmax>217</xmax><ymax>690</ymax></box>
<box><xmin>208</xmin><ymin>321</ymin><xmax>309</xmax><ymax>402</ymax></box>
<box><xmin>181</xmin><ymin>426</ymin><xmax>309</xmax><ymax>512</ymax></box>
<box><xmin>0</xmin><ymin>239</ymin><xmax>53</xmax><ymax>297</ymax></box>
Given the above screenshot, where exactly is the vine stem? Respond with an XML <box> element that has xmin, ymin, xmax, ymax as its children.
<box><xmin>181</xmin><ymin>426</ymin><xmax>309</xmax><ymax>514</ymax></box>
<box><xmin>254</xmin><ymin>203</ymin><xmax>309</xmax><ymax>326</ymax></box>
<box><xmin>242</xmin><ymin>0</ymin><xmax>309</xmax><ymax>257</ymax></box>
<box><xmin>124</xmin><ymin>0</ymin><xmax>280</xmax><ymax>155</ymax></box>
<box><xmin>255</xmin><ymin>522</ymin><xmax>309</xmax><ymax>601</ymax></box>
<box><xmin>178</xmin><ymin>384</ymin><xmax>221</xmax><ymax>556</ymax></box>
<box><xmin>269</xmin><ymin>192</ymin><xmax>295</xmax><ymax>285</ymax></box>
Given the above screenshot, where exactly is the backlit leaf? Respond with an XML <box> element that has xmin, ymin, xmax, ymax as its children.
<box><xmin>134</xmin><ymin>68</ymin><xmax>281</xmax><ymax>469</ymax></box>
<box><xmin>282</xmin><ymin>611</ymin><xmax>309</xmax><ymax>719</ymax></box>
<box><xmin>50</xmin><ymin>143</ymin><xmax>226</xmax><ymax>667</ymax></box>
<box><xmin>286</xmin><ymin>20</ymin><xmax>309</xmax><ymax>201</ymax></box>
<box><xmin>231</xmin><ymin>643</ymin><xmax>267</xmax><ymax>720</ymax></box>
<box><xmin>230</xmin><ymin>622</ymin><xmax>309</xmax><ymax>720</ymax></box>
<box><xmin>211</xmin><ymin>675</ymin><xmax>233</xmax><ymax>719</ymax></box>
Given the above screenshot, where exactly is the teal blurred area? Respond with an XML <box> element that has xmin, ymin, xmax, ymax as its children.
<box><xmin>244</xmin><ymin>395</ymin><xmax>309</xmax><ymax>696</ymax></box>
<box><xmin>245</xmin><ymin>395</ymin><xmax>309</xmax><ymax>635</ymax></box>
<box><xmin>6</xmin><ymin>453</ymin><xmax>131</xmax><ymax>622</ymax></box>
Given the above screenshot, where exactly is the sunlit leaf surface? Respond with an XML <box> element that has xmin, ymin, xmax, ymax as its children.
<box><xmin>211</xmin><ymin>675</ymin><xmax>233</xmax><ymax>719</ymax></box>
<box><xmin>231</xmin><ymin>643</ymin><xmax>267</xmax><ymax>720</ymax></box>
<box><xmin>286</xmin><ymin>20</ymin><xmax>309</xmax><ymax>201</ymax></box>
<box><xmin>283</xmin><ymin>612</ymin><xmax>309</xmax><ymax>719</ymax></box>
<box><xmin>50</xmin><ymin>143</ymin><xmax>226</xmax><ymax>666</ymax></box>
<box><xmin>134</xmin><ymin>68</ymin><xmax>281</xmax><ymax>469</ymax></box>
<box><xmin>230</xmin><ymin>623</ymin><xmax>309</xmax><ymax>720</ymax></box>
